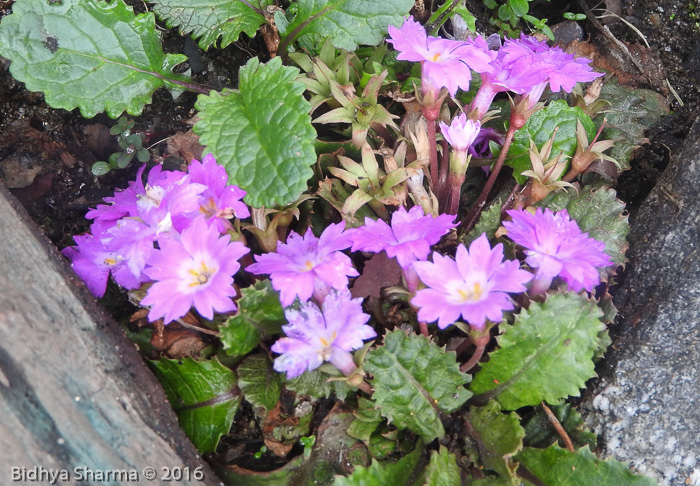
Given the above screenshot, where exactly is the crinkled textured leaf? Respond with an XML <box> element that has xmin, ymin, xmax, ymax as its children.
<box><xmin>237</xmin><ymin>354</ymin><xmax>281</xmax><ymax>412</ymax></box>
<box><xmin>152</xmin><ymin>0</ymin><xmax>270</xmax><ymax>50</ymax></box>
<box><xmin>538</xmin><ymin>186</ymin><xmax>629</xmax><ymax>278</ymax></box>
<box><xmin>468</xmin><ymin>401</ymin><xmax>525</xmax><ymax>480</ymax></box>
<box><xmin>516</xmin><ymin>445</ymin><xmax>658</xmax><ymax>485</ymax></box>
<box><xmin>522</xmin><ymin>403</ymin><xmax>597</xmax><ymax>450</ymax></box>
<box><xmin>470</xmin><ymin>293</ymin><xmax>604</xmax><ymax>410</ymax></box>
<box><xmin>285</xmin><ymin>369</ymin><xmax>351</xmax><ymax>401</ymax></box>
<box><xmin>365</xmin><ymin>330</ymin><xmax>472</xmax><ymax>442</ymax></box>
<box><xmin>423</xmin><ymin>446</ymin><xmax>461</xmax><ymax>486</ymax></box>
<box><xmin>333</xmin><ymin>446</ymin><xmax>421</xmax><ymax>486</ymax></box>
<box><xmin>282</xmin><ymin>0</ymin><xmax>414</xmax><ymax>52</ymax></box>
<box><xmin>463</xmin><ymin>197</ymin><xmax>504</xmax><ymax>244</ymax></box>
<box><xmin>194</xmin><ymin>57</ymin><xmax>317</xmax><ymax>207</ymax></box>
<box><xmin>220</xmin><ymin>279</ymin><xmax>286</xmax><ymax>357</ymax></box>
<box><xmin>214</xmin><ymin>455</ymin><xmax>306</xmax><ymax>486</ymax></box>
<box><xmin>149</xmin><ymin>357</ymin><xmax>240</xmax><ymax>454</ymax></box>
<box><xmin>594</xmin><ymin>80</ymin><xmax>670</xmax><ymax>171</ymax></box>
<box><xmin>501</xmin><ymin>100</ymin><xmax>596</xmax><ymax>184</ymax></box>
<box><xmin>0</xmin><ymin>0</ymin><xmax>189</xmax><ymax>118</ymax></box>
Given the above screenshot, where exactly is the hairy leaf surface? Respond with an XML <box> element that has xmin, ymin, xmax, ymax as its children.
<box><xmin>470</xmin><ymin>293</ymin><xmax>604</xmax><ymax>410</ymax></box>
<box><xmin>365</xmin><ymin>330</ymin><xmax>471</xmax><ymax>442</ymax></box>
<box><xmin>195</xmin><ymin>57</ymin><xmax>316</xmax><ymax>207</ymax></box>
<box><xmin>237</xmin><ymin>354</ymin><xmax>281</xmax><ymax>412</ymax></box>
<box><xmin>0</xmin><ymin>0</ymin><xmax>189</xmax><ymax>117</ymax></box>
<box><xmin>281</xmin><ymin>0</ymin><xmax>414</xmax><ymax>52</ymax></box>
<box><xmin>152</xmin><ymin>0</ymin><xmax>271</xmax><ymax>50</ymax></box>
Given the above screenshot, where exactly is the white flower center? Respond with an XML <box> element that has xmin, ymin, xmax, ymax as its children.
<box><xmin>188</xmin><ymin>260</ymin><xmax>217</xmax><ymax>288</ymax></box>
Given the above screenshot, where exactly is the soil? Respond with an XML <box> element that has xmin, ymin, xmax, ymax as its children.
<box><xmin>1</xmin><ymin>0</ymin><xmax>698</xmax><ymax>477</ymax></box>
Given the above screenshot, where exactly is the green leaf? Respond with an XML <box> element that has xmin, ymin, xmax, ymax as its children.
<box><xmin>508</xmin><ymin>0</ymin><xmax>529</xmax><ymax>17</ymax></box>
<box><xmin>220</xmin><ymin>279</ymin><xmax>286</xmax><ymax>357</ymax></box>
<box><xmin>594</xmin><ymin>80</ymin><xmax>670</xmax><ymax>171</ymax></box>
<box><xmin>281</xmin><ymin>0</ymin><xmax>414</xmax><ymax>52</ymax></box>
<box><xmin>502</xmin><ymin>100</ymin><xmax>596</xmax><ymax>184</ymax></box>
<box><xmin>152</xmin><ymin>0</ymin><xmax>270</xmax><ymax>50</ymax></box>
<box><xmin>423</xmin><ymin>446</ymin><xmax>461</xmax><ymax>486</ymax></box>
<box><xmin>149</xmin><ymin>357</ymin><xmax>240</xmax><ymax>454</ymax></box>
<box><xmin>237</xmin><ymin>354</ymin><xmax>281</xmax><ymax>412</ymax></box>
<box><xmin>470</xmin><ymin>293</ymin><xmax>604</xmax><ymax>410</ymax></box>
<box><xmin>347</xmin><ymin>396</ymin><xmax>383</xmax><ymax>442</ymax></box>
<box><xmin>522</xmin><ymin>403</ymin><xmax>597</xmax><ymax>450</ymax></box>
<box><xmin>365</xmin><ymin>330</ymin><xmax>472</xmax><ymax>442</ymax></box>
<box><xmin>333</xmin><ymin>446</ymin><xmax>421</xmax><ymax>486</ymax></box>
<box><xmin>91</xmin><ymin>161</ymin><xmax>111</xmax><ymax>177</ymax></box>
<box><xmin>195</xmin><ymin>57</ymin><xmax>317</xmax><ymax>207</ymax></box>
<box><xmin>463</xmin><ymin>197</ymin><xmax>504</xmax><ymax>244</ymax></box>
<box><xmin>0</xmin><ymin>0</ymin><xmax>189</xmax><ymax>118</ymax></box>
<box><xmin>285</xmin><ymin>368</ymin><xmax>351</xmax><ymax>401</ymax></box>
<box><xmin>516</xmin><ymin>445</ymin><xmax>658</xmax><ymax>485</ymax></box>
<box><xmin>468</xmin><ymin>401</ymin><xmax>525</xmax><ymax>479</ymax></box>
<box><xmin>538</xmin><ymin>186</ymin><xmax>629</xmax><ymax>278</ymax></box>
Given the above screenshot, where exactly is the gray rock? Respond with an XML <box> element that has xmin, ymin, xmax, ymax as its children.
<box><xmin>582</xmin><ymin>117</ymin><xmax>700</xmax><ymax>486</ymax></box>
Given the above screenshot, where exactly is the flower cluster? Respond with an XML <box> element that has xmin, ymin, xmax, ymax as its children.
<box><xmin>63</xmin><ymin>156</ymin><xmax>250</xmax><ymax>323</ymax></box>
<box><xmin>388</xmin><ymin>17</ymin><xmax>603</xmax><ymax>120</ymax></box>
<box><xmin>503</xmin><ymin>208</ymin><xmax>613</xmax><ymax>294</ymax></box>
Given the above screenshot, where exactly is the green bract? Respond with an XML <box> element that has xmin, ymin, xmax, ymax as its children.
<box><xmin>0</xmin><ymin>0</ymin><xmax>189</xmax><ymax>118</ymax></box>
<box><xmin>365</xmin><ymin>330</ymin><xmax>472</xmax><ymax>442</ymax></box>
<box><xmin>151</xmin><ymin>0</ymin><xmax>272</xmax><ymax>50</ymax></box>
<box><xmin>148</xmin><ymin>357</ymin><xmax>240</xmax><ymax>454</ymax></box>
<box><xmin>195</xmin><ymin>57</ymin><xmax>317</xmax><ymax>208</ymax></box>
<box><xmin>470</xmin><ymin>293</ymin><xmax>605</xmax><ymax>410</ymax></box>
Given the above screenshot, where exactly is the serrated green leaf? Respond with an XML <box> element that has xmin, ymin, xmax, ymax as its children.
<box><xmin>470</xmin><ymin>293</ymin><xmax>604</xmax><ymax>410</ymax></box>
<box><xmin>281</xmin><ymin>0</ymin><xmax>414</xmax><ymax>53</ymax></box>
<box><xmin>365</xmin><ymin>330</ymin><xmax>472</xmax><ymax>442</ymax></box>
<box><xmin>522</xmin><ymin>403</ymin><xmax>597</xmax><ymax>450</ymax></box>
<box><xmin>285</xmin><ymin>368</ymin><xmax>350</xmax><ymax>401</ymax></box>
<box><xmin>501</xmin><ymin>100</ymin><xmax>596</xmax><ymax>184</ymax></box>
<box><xmin>152</xmin><ymin>0</ymin><xmax>270</xmax><ymax>50</ymax></box>
<box><xmin>333</xmin><ymin>446</ymin><xmax>421</xmax><ymax>486</ymax></box>
<box><xmin>423</xmin><ymin>446</ymin><xmax>461</xmax><ymax>486</ymax></box>
<box><xmin>194</xmin><ymin>57</ymin><xmax>316</xmax><ymax>207</ymax></box>
<box><xmin>468</xmin><ymin>401</ymin><xmax>525</xmax><ymax>480</ymax></box>
<box><xmin>538</xmin><ymin>186</ymin><xmax>629</xmax><ymax>278</ymax></box>
<box><xmin>594</xmin><ymin>80</ymin><xmax>670</xmax><ymax>171</ymax></box>
<box><xmin>220</xmin><ymin>279</ymin><xmax>286</xmax><ymax>357</ymax></box>
<box><xmin>149</xmin><ymin>357</ymin><xmax>240</xmax><ymax>454</ymax></box>
<box><xmin>237</xmin><ymin>354</ymin><xmax>281</xmax><ymax>412</ymax></box>
<box><xmin>0</xmin><ymin>0</ymin><xmax>189</xmax><ymax>118</ymax></box>
<box><xmin>463</xmin><ymin>198</ymin><xmax>504</xmax><ymax>244</ymax></box>
<box><xmin>516</xmin><ymin>445</ymin><xmax>658</xmax><ymax>485</ymax></box>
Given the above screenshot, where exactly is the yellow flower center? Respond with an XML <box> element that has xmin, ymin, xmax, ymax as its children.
<box><xmin>456</xmin><ymin>283</ymin><xmax>484</xmax><ymax>302</ymax></box>
<box><xmin>431</xmin><ymin>52</ymin><xmax>442</xmax><ymax>62</ymax></box>
<box><xmin>188</xmin><ymin>260</ymin><xmax>217</xmax><ymax>287</ymax></box>
<box><xmin>304</xmin><ymin>260</ymin><xmax>314</xmax><ymax>271</ymax></box>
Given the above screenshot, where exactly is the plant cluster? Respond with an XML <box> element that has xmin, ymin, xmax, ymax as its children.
<box><xmin>0</xmin><ymin>0</ymin><xmax>656</xmax><ymax>484</ymax></box>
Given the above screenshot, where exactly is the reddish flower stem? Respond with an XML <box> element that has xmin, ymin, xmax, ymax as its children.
<box><xmin>426</xmin><ymin>118</ymin><xmax>439</xmax><ymax>190</ymax></box>
<box><xmin>460</xmin><ymin>340</ymin><xmax>486</xmax><ymax>373</ymax></box>
<box><xmin>419</xmin><ymin>320</ymin><xmax>430</xmax><ymax>337</ymax></box>
<box><xmin>463</xmin><ymin>126</ymin><xmax>517</xmax><ymax>234</ymax></box>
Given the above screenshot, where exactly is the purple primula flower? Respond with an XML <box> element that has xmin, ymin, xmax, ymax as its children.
<box><xmin>440</xmin><ymin>114</ymin><xmax>481</xmax><ymax>155</ymax></box>
<box><xmin>247</xmin><ymin>222</ymin><xmax>358</xmax><ymax>307</ymax></box>
<box><xmin>470</xmin><ymin>34</ymin><xmax>603</xmax><ymax>119</ymax></box>
<box><xmin>351</xmin><ymin>206</ymin><xmax>457</xmax><ymax>269</ymax></box>
<box><xmin>140</xmin><ymin>217</ymin><xmax>249</xmax><ymax>324</ymax></box>
<box><xmin>188</xmin><ymin>154</ymin><xmax>250</xmax><ymax>233</ymax></box>
<box><xmin>271</xmin><ymin>290</ymin><xmax>376</xmax><ymax>379</ymax></box>
<box><xmin>411</xmin><ymin>233</ymin><xmax>532</xmax><ymax>329</ymax></box>
<box><xmin>387</xmin><ymin>16</ymin><xmax>493</xmax><ymax>100</ymax></box>
<box><xmin>503</xmin><ymin>208</ymin><xmax>613</xmax><ymax>294</ymax></box>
